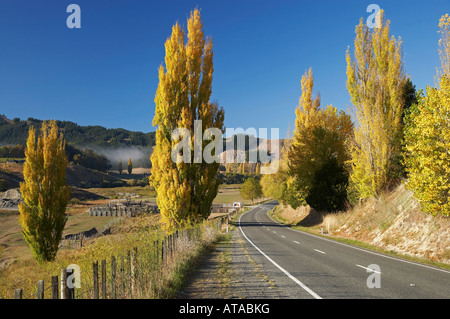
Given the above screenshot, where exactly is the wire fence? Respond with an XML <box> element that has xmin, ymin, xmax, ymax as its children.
<box><xmin>4</xmin><ymin>210</ymin><xmax>238</xmax><ymax>299</ymax></box>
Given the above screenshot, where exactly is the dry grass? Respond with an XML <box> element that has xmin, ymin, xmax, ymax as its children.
<box><xmin>0</xmin><ymin>162</ymin><xmax>23</xmax><ymax>175</ymax></box>
<box><xmin>0</xmin><ymin>198</ymin><xmax>130</xmax><ymax>270</ymax></box>
<box><xmin>321</xmin><ymin>183</ymin><xmax>450</xmax><ymax>264</ymax></box>
<box><xmin>272</xmin><ymin>204</ymin><xmax>323</xmax><ymax>227</ymax></box>
<box><xmin>0</xmin><ymin>214</ymin><xmax>223</xmax><ymax>299</ymax></box>
<box><xmin>0</xmin><ymin>177</ymin><xmax>241</xmax><ymax>298</ymax></box>
<box><xmin>0</xmin><ymin>181</ymin><xmax>239</xmax><ymax>269</ymax></box>
<box><xmin>271</xmin><ymin>183</ymin><xmax>449</xmax><ymax>268</ymax></box>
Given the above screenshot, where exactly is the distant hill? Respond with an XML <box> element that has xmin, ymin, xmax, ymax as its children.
<box><xmin>0</xmin><ymin>115</ymin><xmax>285</xmax><ymax>169</ymax></box>
<box><xmin>0</xmin><ymin>115</ymin><xmax>156</xmax><ymax>149</ymax></box>
<box><xmin>0</xmin><ymin>162</ymin><xmax>127</xmax><ymax>192</ymax></box>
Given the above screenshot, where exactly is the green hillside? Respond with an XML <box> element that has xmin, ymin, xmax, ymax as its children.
<box><xmin>0</xmin><ymin>115</ymin><xmax>156</xmax><ymax>149</ymax></box>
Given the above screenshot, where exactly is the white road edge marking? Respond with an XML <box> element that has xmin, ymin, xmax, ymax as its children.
<box><xmin>239</xmin><ymin>210</ymin><xmax>322</xmax><ymax>299</ymax></box>
<box><xmin>266</xmin><ymin>209</ymin><xmax>450</xmax><ymax>275</ymax></box>
<box><xmin>356</xmin><ymin>264</ymin><xmax>382</xmax><ymax>274</ymax></box>
<box><xmin>314</xmin><ymin>249</ymin><xmax>326</xmax><ymax>254</ymax></box>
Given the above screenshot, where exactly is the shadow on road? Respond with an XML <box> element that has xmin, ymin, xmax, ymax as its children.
<box><xmin>233</xmin><ymin>221</ymin><xmax>287</xmax><ymax>228</ymax></box>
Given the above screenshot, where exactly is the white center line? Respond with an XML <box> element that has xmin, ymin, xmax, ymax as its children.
<box><xmin>281</xmin><ymin>235</ymin><xmax>286</xmax><ymax>238</ymax></box>
<box><xmin>293</xmin><ymin>240</ymin><xmax>300</xmax><ymax>244</ymax></box>
<box><xmin>266</xmin><ymin>210</ymin><xmax>450</xmax><ymax>275</ymax></box>
<box><xmin>314</xmin><ymin>249</ymin><xmax>326</xmax><ymax>254</ymax></box>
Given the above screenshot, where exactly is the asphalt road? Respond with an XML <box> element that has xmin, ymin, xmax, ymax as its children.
<box><xmin>238</xmin><ymin>201</ymin><xmax>450</xmax><ymax>299</ymax></box>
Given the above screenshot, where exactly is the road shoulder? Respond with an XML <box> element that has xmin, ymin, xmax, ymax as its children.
<box><xmin>177</xmin><ymin>225</ymin><xmax>285</xmax><ymax>299</ymax></box>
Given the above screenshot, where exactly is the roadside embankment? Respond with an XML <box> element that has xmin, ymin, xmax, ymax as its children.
<box><xmin>272</xmin><ymin>183</ymin><xmax>450</xmax><ymax>266</ymax></box>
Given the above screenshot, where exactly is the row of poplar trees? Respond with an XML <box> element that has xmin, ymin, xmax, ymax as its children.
<box><xmin>18</xmin><ymin>9</ymin><xmax>224</xmax><ymax>263</ymax></box>
<box><xmin>118</xmin><ymin>158</ymin><xmax>133</xmax><ymax>175</ymax></box>
<box><xmin>262</xmin><ymin>11</ymin><xmax>450</xmax><ymax>217</ymax></box>
<box><xmin>18</xmin><ymin>9</ymin><xmax>449</xmax><ymax>264</ymax></box>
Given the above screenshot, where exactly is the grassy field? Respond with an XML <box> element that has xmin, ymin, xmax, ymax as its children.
<box><xmin>87</xmin><ymin>183</ymin><xmax>249</xmax><ymax>205</ymax></box>
<box><xmin>86</xmin><ymin>185</ymin><xmax>156</xmax><ymax>201</ymax></box>
<box><xmin>0</xmin><ymin>158</ymin><xmax>25</xmax><ymax>163</ymax></box>
<box><xmin>0</xmin><ymin>183</ymin><xmax>235</xmax><ymax>298</ymax></box>
<box><xmin>0</xmin><ymin>183</ymin><xmax>248</xmax><ymax>270</ymax></box>
<box><xmin>0</xmin><ymin>202</ymin><xmax>119</xmax><ymax>269</ymax></box>
<box><xmin>214</xmin><ymin>184</ymin><xmax>244</xmax><ymax>204</ymax></box>
<box><xmin>0</xmin><ymin>212</ymin><xmax>224</xmax><ymax>299</ymax></box>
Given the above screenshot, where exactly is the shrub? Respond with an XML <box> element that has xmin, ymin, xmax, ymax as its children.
<box><xmin>306</xmin><ymin>157</ymin><xmax>349</xmax><ymax>212</ymax></box>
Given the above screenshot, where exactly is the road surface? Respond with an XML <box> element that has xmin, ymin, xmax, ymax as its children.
<box><xmin>238</xmin><ymin>201</ymin><xmax>450</xmax><ymax>299</ymax></box>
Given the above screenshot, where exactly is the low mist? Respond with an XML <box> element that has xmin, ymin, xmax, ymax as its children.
<box><xmin>93</xmin><ymin>146</ymin><xmax>153</xmax><ymax>169</ymax></box>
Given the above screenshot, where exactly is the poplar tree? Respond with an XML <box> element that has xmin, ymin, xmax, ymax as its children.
<box><xmin>255</xmin><ymin>162</ymin><xmax>261</xmax><ymax>175</ymax></box>
<box><xmin>403</xmin><ymin>14</ymin><xmax>450</xmax><ymax>216</ymax></box>
<box><xmin>438</xmin><ymin>13</ymin><xmax>450</xmax><ymax>78</ymax></box>
<box><xmin>151</xmin><ymin>9</ymin><xmax>225</xmax><ymax>232</ymax></box>
<box><xmin>240</xmin><ymin>178</ymin><xmax>262</xmax><ymax>204</ymax></box>
<box><xmin>118</xmin><ymin>159</ymin><xmax>123</xmax><ymax>174</ymax></box>
<box><xmin>288</xmin><ymin>68</ymin><xmax>353</xmax><ymax>210</ymax></box>
<box><xmin>18</xmin><ymin>120</ymin><xmax>71</xmax><ymax>263</ymax></box>
<box><xmin>346</xmin><ymin>10</ymin><xmax>406</xmax><ymax>198</ymax></box>
<box><xmin>127</xmin><ymin>158</ymin><xmax>132</xmax><ymax>175</ymax></box>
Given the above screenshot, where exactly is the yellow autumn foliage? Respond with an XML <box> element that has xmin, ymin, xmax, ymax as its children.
<box><xmin>288</xmin><ymin>68</ymin><xmax>353</xmax><ymax>209</ymax></box>
<box><xmin>346</xmin><ymin>10</ymin><xmax>406</xmax><ymax>198</ymax></box>
<box><xmin>151</xmin><ymin>9</ymin><xmax>224</xmax><ymax>232</ymax></box>
<box><xmin>403</xmin><ymin>14</ymin><xmax>450</xmax><ymax>217</ymax></box>
<box><xmin>19</xmin><ymin>120</ymin><xmax>71</xmax><ymax>263</ymax></box>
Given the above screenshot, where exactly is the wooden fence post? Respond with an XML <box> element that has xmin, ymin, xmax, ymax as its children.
<box><xmin>14</xmin><ymin>289</ymin><xmax>22</xmax><ymax>299</ymax></box>
<box><xmin>153</xmin><ymin>240</ymin><xmax>157</xmax><ymax>262</ymax></box>
<box><xmin>131</xmin><ymin>248</ymin><xmax>137</xmax><ymax>296</ymax></box>
<box><xmin>126</xmin><ymin>250</ymin><xmax>131</xmax><ymax>297</ymax></box>
<box><xmin>157</xmin><ymin>240</ymin><xmax>162</xmax><ymax>264</ymax></box>
<box><xmin>170</xmin><ymin>234</ymin><xmax>173</xmax><ymax>258</ymax></box>
<box><xmin>93</xmin><ymin>261</ymin><xmax>99</xmax><ymax>299</ymax></box>
<box><xmin>167</xmin><ymin>236</ymin><xmax>170</xmax><ymax>260</ymax></box>
<box><xmin>120</xmin><ymin>254</ymin><xmax>125</xmax><ymax>298</ymax></box>
<box><xmin>67</xmin><ymin>268</ymin><xmax>75</xmax><ymax>299</ymax></box>
<box><xmin>101</xmin><ymin>259</ymin><xmax>107</xmax><ymax>299</ymax></box>
<box><xmin>175</xmin><ymin>231</ymin><xmax>178</xmax><ymax>252</ymax></box>
<box><xmin>167</xmin><ymin>235</ymin><xmax>171</xmax><ymax>259</ymax></box>
<box><xmin>61</xmin><ymin>268</ymin><xmax>69</xmax><ymax>299</ymax></box>
<box><xmin>51</xmin><ymin>275</ymin><xmax>59</xmax><ymax>299</ymax></box>
<box><xmin>37</xmin><ymin>280</ymin><xmax>44</xmax><ymax>299</ymax></box>
<box><xmin>162</xmin><ymin>237</ymin><xmax>166</xmax><ymax>264</ymax></box>
<box><xmin>111</xmin><ymin>255</ymin><xmax>116</xmax><ymax>299</ymax></box>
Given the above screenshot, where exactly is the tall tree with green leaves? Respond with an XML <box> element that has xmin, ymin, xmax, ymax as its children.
<box><xmin>18</xmin><ymin>120</ymin><xmax>71</xmax><ymax>263</ymax></box>
<box><xmin>150</xmin><ymin>9</ymin><xmax>225</xmax><ymax>232</ymax></box>
<box><xmin>346</xmin><ymin>10</ymin><xmax>406</xmax><ymax>198</ymax></box>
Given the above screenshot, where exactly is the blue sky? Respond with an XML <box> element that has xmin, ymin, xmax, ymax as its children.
<box><xmin>0</xmin><ymin>0</ymin><xmax>448</xmax><ymax>138</ymax></box>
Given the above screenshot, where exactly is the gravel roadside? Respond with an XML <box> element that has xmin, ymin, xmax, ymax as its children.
<box><xmin>177</xmin><ymin>225</ymin><xmax>288</xmax><ymax>299</ymax></box>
